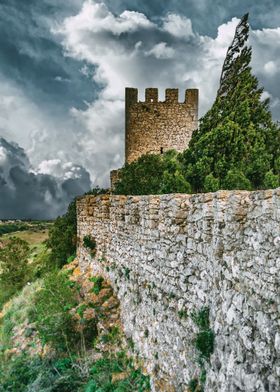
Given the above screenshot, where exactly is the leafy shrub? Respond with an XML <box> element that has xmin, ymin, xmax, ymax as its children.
<box><xmin>0</xmin><ymin>344</ymin><xmax>149</xmax><ymax>392</ymax></box>
<box><xmin>203</xmin><ymin>173</ymin><xmax>220</xmax><ymax>193</ymax></box>
<box><xmin>83</xmin><ymin>235</ymin><xmax>97</xmax><ymax>256</ymax></box>
<box><xmin>0</xmin><ymin>353</ymin><xmax>39</xmax><ymax>392</ymax></box>
<box><xmin>47</xmin><ymin>188</ymin><xmax>108</xmax><ymax>268</ymax></box>
<box><xmin>0</xmin><ymin>237</ymin><xmax>30</xmax><ymax>307</ymax></box>
<box><xmin>188</xmin><ymin>378</ymin><xmax>199</xmax><ymax>392</ymax></box>
<box><xmin>190</xmin><ymin>307</ymin><xmax>214</xmax><ymax>390</ymax></box>
<box><xmin>67</xmin><ymin>254</ymin><xmax>76</xmax><ymax>264</ymax></box>
<box><xmin>85</xmin><ymin>352</ymin><xmax>150</xmax><ymax>391</ymax></box>
<box><xmin>0</xmin><ymin>281</ymin><xmax>41</xmax><ymax>352</ymax></box>
<box><xmin>30</xmin><ymin>247</ymin><xmax>54</xmax><ymax>279</ymax></box>
<box><xmin>0</xmin><ymin>353</ymin><xmax>83</xmax><ymax>392</ymax></box>
<box><xmin>114</xmin><ymin>151</ymin><xmax>190</xmax><ymax>196</ymax></box>
<box><xmin>34</xmin><ymin>271</ymin><xmax>98</xmax><ymax>352</ymax></box>
<box><xmin>33</xmin><ymin>271</ymin><xmax>80</xmax><ymax>352</ymax></box>
<box><xmin>100</xmin><ymin>326</ymin><xmax>121</xmax><ymax>345</ymax></box>
<box><xmin>90</xmin><ymin>276</ymin><xmax>104</xmax><ymax>295</ymax></box>
<box><xmin>46</xmin><ymin>200</ymin><xmax>77</xmax><ymax>268</ymax></box>
<box><xmin>264</xmin><ymin>170</ymin><xmax>280</xmax><ymax>188</ymax></box>
<box><xmin>195</xmin><ymin>330</ymin><xmax>215</xmax><ymax>362</ymax></box>
<box><xmin>222</xmin><ymin>169</ymin><xmax>252</xmax><ymax>190</ymax></box>
<box><xmin>191</xmin><ymin>307</ymin><xmax>210</xmax><ymax>331</ymax></box>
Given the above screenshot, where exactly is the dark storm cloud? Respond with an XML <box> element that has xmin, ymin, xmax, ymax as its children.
<box><xmin>100</xmin><ymin>0</ymin><xmax>280</xmax><ymax>35</ymax></box>
<box><xmin>0</xmin><ymin>0</ymin><xmax>96</xmax><ymax>111</ymax></box>
<box><xmin>0</xmin><ymin>137</ymin><xmax>91</xmax><ymax>219</ymax></box>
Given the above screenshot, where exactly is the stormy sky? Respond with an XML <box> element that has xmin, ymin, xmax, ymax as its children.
<box><xmin>0</xmin><ymin>0</ymin><xmax>280</xmax><ymax>218</ymax></box>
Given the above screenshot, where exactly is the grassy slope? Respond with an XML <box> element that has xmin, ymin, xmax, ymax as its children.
<box><xmin>0</xmin><ymin>223</ymin><xmax>150</xmax><ymax>392</ymax></box>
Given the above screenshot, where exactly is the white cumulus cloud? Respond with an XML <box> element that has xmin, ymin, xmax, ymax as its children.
<box><xmin>145</xmin><ymin>42</ymin><xmax>175</xmax><ymax>59</ymax></box>
<box><xmin>162</xmin><ymin>14</ymin><xmax>194</xmax><ymax>38</ymax></box>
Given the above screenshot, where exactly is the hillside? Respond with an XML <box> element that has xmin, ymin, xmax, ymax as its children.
<box><xmin>0</xmin><ymin>222</ymin><xmax>150</xmax><ymax>392</ymax></box>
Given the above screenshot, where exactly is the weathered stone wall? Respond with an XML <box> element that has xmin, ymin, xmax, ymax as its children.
<box><xmin>125</xmin><ymin>88</ymin><xmax>198</xmax><ymax>164</ymax></box>
<box><xmin>110</xmin><ymin>169</ymin><xmax>121</xmax><ymax>191</ymax></box>
<box><xmin>77</xmin><ymin>189</ymin><xmax>280</xmax><ymax>392</ymax></box>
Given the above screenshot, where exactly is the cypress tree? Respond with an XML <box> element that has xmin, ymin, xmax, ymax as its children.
<box><xmin>182</xmin><ymin>13</ymin><xmax>280</xmax><ymax>192</ymax></box>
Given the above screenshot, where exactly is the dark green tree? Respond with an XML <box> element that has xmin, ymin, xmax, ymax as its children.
<box><xmin>0</xmin><ymin>237</ymin><xmax>30</xmax><ymax>306</ymax></box>
<box><xmin>182</xmin><ymin>13</ymin><xmax>280</xmax><ymax>192</ymax></box>
<box><xmin>114</xmin><ymin>151</ymin><xmax>191</xmax><ymax>195</ymax></box>
<box><xmin>47</xmin><ymin>187</ymin><xmax>108</xmax><ymax>267</ymax></box>
<box><xmin>46</xmin><ymin>199</ymin><xmax>77</xmax><ymax>268</ymax></box>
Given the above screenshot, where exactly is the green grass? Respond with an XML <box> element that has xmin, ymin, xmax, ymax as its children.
<box><xmin>0</xmin><ymin>281</ymin><xmax>41</xmax><ymax>352</ymax></box>
<box><xmin>85</xmin><ymin>352</ymin><xmax>150</xmax><ymax>391</ymax></box>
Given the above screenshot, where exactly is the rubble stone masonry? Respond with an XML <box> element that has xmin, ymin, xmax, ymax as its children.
<box><xmin>77</xmin><ymin>188</ymin><xmax>280</xmax><ymax>391</ymax></box>
<box><xmin>125</xmin><ymin>88</ymin><xmax>198</xmax><ymax>163</ymax></box>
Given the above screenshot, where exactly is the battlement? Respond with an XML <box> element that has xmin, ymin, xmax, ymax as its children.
<box><xmin>125</xmin><ymin>86</ymin><xmax>199</xmax><ymax>164</ymax></box>
<box><xmin>125</xmin><ymin>87</ymin><xmax>198</xmax><ymax>106</ymax></box>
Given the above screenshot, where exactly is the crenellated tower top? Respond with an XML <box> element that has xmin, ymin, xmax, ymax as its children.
<box><xmin>125</xmin><ymin>87</ymin><xmax>199</xmax><ymax>164</ymax></box>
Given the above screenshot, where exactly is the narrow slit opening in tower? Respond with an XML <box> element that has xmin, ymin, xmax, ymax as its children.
<box><xmin>160</xmin><ymin>147</ymin><xmax>164</xmax><ymax>154</ymax></box>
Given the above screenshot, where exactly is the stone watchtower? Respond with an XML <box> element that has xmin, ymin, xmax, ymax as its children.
<box><xmin>125</xmin><ymin>87</ymin><xmax>198</xmax><ymax>163</ymax></box>
<box><xmin>111</xmin><ymin>87</ymin><xmax>199</xmax><ymax>187</ymax></box>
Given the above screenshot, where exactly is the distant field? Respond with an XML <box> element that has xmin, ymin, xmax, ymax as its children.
<box><xmin>2</xmin><ymin>229</ymin><xmax>49</xmax><ymax>247</ymax></box>
<box><xmin>0</xmin><ymin>222</ymin><xmax>53</xmax><ymax>264</ymax></box>
<box><xmin>0</xmin><ymin>221</ymin><xmax>52</xmax><ymax>261</ymax></box>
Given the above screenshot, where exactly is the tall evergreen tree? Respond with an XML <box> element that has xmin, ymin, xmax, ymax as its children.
<box><xmin>182</xmin><ymin>13</ymin><xmax>280</xmax><ymax>192</ymax></box>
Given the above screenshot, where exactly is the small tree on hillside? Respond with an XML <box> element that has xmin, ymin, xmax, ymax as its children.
<box><xmin>182</xmin><ymin>13</ymin><xmax>280</xmax><ymax>192</ymax></box>
<box><xmin>0</xmin><ymin>237</ymin><xmax>30</xmax><ymax>306</ymax></box>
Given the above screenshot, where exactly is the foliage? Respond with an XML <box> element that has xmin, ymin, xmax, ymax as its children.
<box><xmin>85</xmin><ymin>352</ymin><xmax>150</xmax><ymax>391</ymax></box>
<box><xmin>29</xmin><ymin>247</ymin><xmax>54</xmax><ymax>279</ymax></box>
<box><xmin>195</xmin><ymin>330</ymin><xmax>215</xmax><ymax>362</ymax></box>
<box><xmin>47</xmin><ymin>187</ymin><xmax>108</xmax><ymax>268</ymax></box>
<box><xmin>191</xmin><ymin>307</ymin><xmax>210</xmax><ymax>331</ymax></box>
<box><xmin>182</xmin><ymin>14</ymin><xmax>280</xmax><ymax>192</ymax></box>
<box><xmin>90</xmin><ymin>276</ymin><xmax>104</xmax><ymax>295</ymax></box>
<box><xmin>0</xmin><ymin>353</ymin><xmax>84</xmax><ymax>392</ymax></box>
<box><xmin>33</xmin><ymin>271</ymin><xmax>80</xmax><ymax>352</ymax></box>
<box><xmin>0</xmin><ymin>263</ymin><xmax>150</xmax><ymax>391</ymax></box>
<box><xmin>83</xmin><ymin>235</ymin><xmax>97</xmax><ymax>256</ymax></box>
<box><xmin>0</xmin><ymin>281</ymin><xmax>41</xmax><ymax>353</ymax></box>
<box><xmin>67</xmin><ymin>254</ymin><xmax>76</xmax><ymax>264</ymax></box>
<box><xmin>0</xmin><ymin>223</ymin><xmax>29</xmax><ymax>236</ymax></box>
<box><xmin>114</xmin><ymin>150</ymin><xmax>191</xmax><ymax>195</ymax></box>
<box><xmin>190</xmin><ymin>307</ymin><xmax>214</xmax><ymax>391</ymax></box>
<box><xmin>46</xmin><ymin>200</ymin><xmax>77</xmax><ymax>268</ymax></box>
<box><xmin>0</xmin><ymin>237</ymin><xmax>30</xmax><ymax>307</ymax></box>
<box><xmin>178</xmin><ymin>309</ymin><xmax>188</xmax><ymax>319</ymax></box>
<box><xmin>0</xmin><ymin>350</ymin><xmax>150</xmax><ymax>392</ymax></box>
<box><xmin>0</xmin><ymin>221</ymin><xmax>51</xmax><ymax>237</ymax></box>
<box><xmin>100</xmin><ymin>326</ymin><xmax>121</xmax><ymax>345</ymax></box>
<box><xmin>188</xmin><ymin>378</ymin><xmax>200</xmax><ymax>392</ymax></box>
<box><xmin>0</xmin><ymin>210</ymin><xmax>150</xmax><ymax>392</ymax></box>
